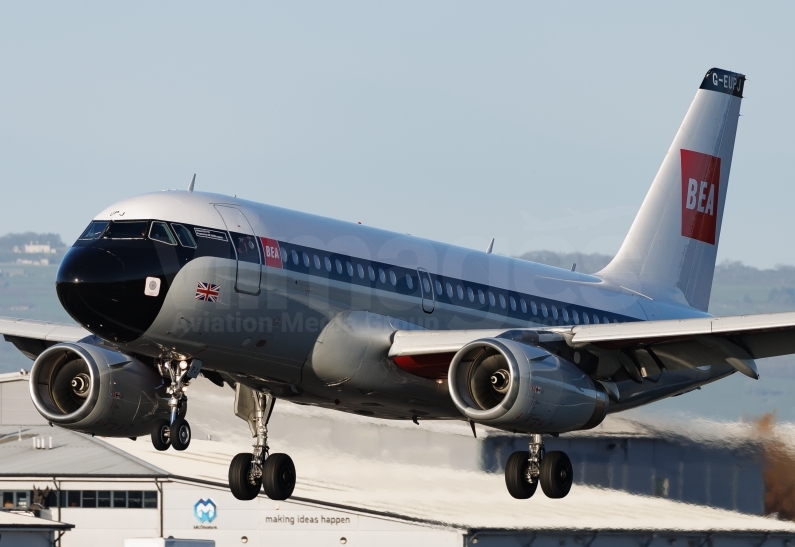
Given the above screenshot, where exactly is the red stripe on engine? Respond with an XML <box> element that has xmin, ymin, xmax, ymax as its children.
<box><xmin>393</xmin><ymin>353</ymin><xmax>456</xmax><ymax>380</ymax></box>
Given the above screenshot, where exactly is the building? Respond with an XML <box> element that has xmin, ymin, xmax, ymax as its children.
<box><xmin>0</xmin><ymin>509</ymin><xmax>73</xmax><ymax>546</ymax></box>
<box><xmin>1</xmin><ymin>370</ymin><xmax>795</xmax><ymax>546</ymax></box>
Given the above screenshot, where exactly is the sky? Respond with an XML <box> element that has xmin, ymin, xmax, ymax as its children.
<box><xmin>0</xmin><ymin>2</ymin><xmax>793</xmax><ymax>268</ymax></box>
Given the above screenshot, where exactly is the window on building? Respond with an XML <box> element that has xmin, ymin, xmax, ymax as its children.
<box><xmin>82</xmin><ymin>490</ymin><xmax>96</xmax><ymax>508</ymax></box>
<box><xmin>98</xmin><ymin>491</ymin><xmax>111</xmax><ymax>508</ymax></box>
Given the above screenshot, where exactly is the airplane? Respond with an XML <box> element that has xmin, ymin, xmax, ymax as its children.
<box><xmin>3</xmin><ymin>67</ymin><xmax>790</xmax><ymax>502</ymax></box>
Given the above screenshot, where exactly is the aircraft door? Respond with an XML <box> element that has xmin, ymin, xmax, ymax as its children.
<box><xmin>417</xmin><ymin>268</ymin><xmax>434</xmax><ymax>313</ymax></box>
<box><xmin>214</xmin><ymin>205</ymin><xmax>262</xmax><ymax>295</ymax></box>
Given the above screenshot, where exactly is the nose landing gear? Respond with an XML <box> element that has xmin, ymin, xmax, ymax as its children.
<box><xmin>504</xmin><ymin>434</ymin><xmax>573</xmax><ymax>500</ymax></box>
<box><xmin>228</xmin><ymin>385</ymin><xmax>296</xmax><ymax>501</ymax></box>
<box><xmin>150</xmin><ymin>358</ymin><xmax>200</xmax><ymax>452</ymax></box>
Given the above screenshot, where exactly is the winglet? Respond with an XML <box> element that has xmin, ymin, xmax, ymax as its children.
<box><xmin>486</xmin><ymin>238</ymin><xmax>495</xmax><ymax>254</ymax></box>
<box><xmin>188</xmin><ymin>174</ymin><xmax>196</xmax><ymax>193</ymax></box>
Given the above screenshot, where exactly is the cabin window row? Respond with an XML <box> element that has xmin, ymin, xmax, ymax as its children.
<box><xmin>281</xmin><ymin>245</ymin><xmax>619</xmax><ymax>325</ymax></box>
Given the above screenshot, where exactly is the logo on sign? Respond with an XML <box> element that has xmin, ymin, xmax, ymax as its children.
<box><xmin>194</xmin><ymin>498</ymin><xmax>217</xmax><ymax>523</ymax></box>
<box><xmin>261</xmin><ymin>237</ymin><xmax>283</xmax><ymax>268</ymax></box>
<box><xmin>680</xmin><ymin>149</ymin><xmax>721</xmax><ymax>245</ymax></box>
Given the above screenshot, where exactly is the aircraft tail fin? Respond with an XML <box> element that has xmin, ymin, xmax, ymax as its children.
<box><xmin>598</xmin><ymin>68</ymin><xmax>745</xmax><ymax>312</ymax></box>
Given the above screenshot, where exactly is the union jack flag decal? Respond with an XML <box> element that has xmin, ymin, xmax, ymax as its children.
<box><xmin>195</xmin><ymin>282</ymin><xmax>220</xmax><ymax>302</ymax></box>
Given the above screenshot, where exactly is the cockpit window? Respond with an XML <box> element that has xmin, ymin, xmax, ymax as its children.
<box><xmin>149</xmin><ymin>222</ymin><xmax>177</xmax><ymax>245</ymax></box>
<box><xmin>171</xmin><ymin>224</ymin><xmax>197</xmax><ymax>248</ymax></box>
<box><xmin>104</xmin><ymin>221</ymin><xmax>149</xmax><ymax>239</ymax></box>
<box><xmin>78</xmin><ymin>221</ymin><xmax>109</xmax><ymax>240</ymax></box>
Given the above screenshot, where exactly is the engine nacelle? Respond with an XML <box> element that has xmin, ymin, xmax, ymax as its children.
<box><xmin>448</xmin><ymin>338</ymin><xmax>608</xmax><ymax>433</ymax></box>
<box><xmin>29</xmin><ymin>342</ymin><xmax>168</xmax><ymax>437</ymax></box>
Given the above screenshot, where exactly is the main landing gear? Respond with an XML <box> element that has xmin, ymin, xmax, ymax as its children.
<box><xmin>505</xmin><ymin>434</ymin><xmax>573</xmax><ymax>499</ymax></box>
<box><xmin>228</xmin><ymin>386</ymin><xmax>296</xmax><ymax>501</ymax></box>
<box><xmin>150</xmin><ymin>358</ymin><xmax>201</xmax><ymax>452</ymax></box>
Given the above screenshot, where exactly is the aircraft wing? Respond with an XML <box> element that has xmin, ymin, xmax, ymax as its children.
<box><xmin>0</xmin><ymin>316</ymin><xmax>90</xmax><ymax>359</ymax></box>
<box><xmin>388</xmin><ymin>312</ymin><xmax>795</xmax><ymax>381</ymax></box>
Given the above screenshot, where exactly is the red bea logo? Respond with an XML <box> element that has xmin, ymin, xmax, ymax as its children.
<box><xmin>680</xmin><ymin>149</ymin><xmax>721</xmax><ymax>245</ymax></box>
<box><xmin>260</xmin><ymin>237</ymin><xmax>283</xmax><ymax>268</ymax></box>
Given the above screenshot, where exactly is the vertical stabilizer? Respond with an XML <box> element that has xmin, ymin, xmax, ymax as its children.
<box><xmin>598</xmin><ymin>68</ymin><xmax>745</xmax><ymax>312</ymax></box>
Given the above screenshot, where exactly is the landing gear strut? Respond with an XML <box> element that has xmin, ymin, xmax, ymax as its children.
<box><xmin>505</xmin><ymin>434</ymin><xmax>573</xmax><ymax>499</ymax></box>
<box><xmin>228</xmin><ymin>385</ymin><xmax>296</xmax><ymax>501</ymax></box>
<box><xmin>150</xmin><ymin>358</ymin><xmax>201</xmax><ymax>452</ymax></box>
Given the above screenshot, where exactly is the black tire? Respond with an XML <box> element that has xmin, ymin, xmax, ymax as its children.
<box><xmin>171</xmin><ymin>418</ymin><xmax>191</xmax><ymax>451</ymax></box>
<box><xmin>540</xmin><ymin>450</ymin><xmax>573</xmax><ymax>499</ymax></box>
<box><xmin>262</xmin><ymin>453</ymin><xmax>296</xmax><ymax>501</ymax></box>
<box><xmin>504</xmin><ymin>451</ymin><xmax>538</xmax><ymax>499</ymax></box>
<box><xmin>150</xmin><ymin>419</ymin><xmax>171</xmax><ymax>451</ymax></box>
<box><xmin>229</xmin><ymin>453</ymin><xmax>262</xmax><ymax>500</ymax></box>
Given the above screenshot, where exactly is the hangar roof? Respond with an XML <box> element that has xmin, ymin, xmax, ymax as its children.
<box><xmin>0</xmin><ymin>425</ymin><xmax>167</xmax><ymax>477</ymax></box>
<box><xmin>0</xmin><ymin>510</ymin><xmax>74</xmax><ymax>531</ymax></box>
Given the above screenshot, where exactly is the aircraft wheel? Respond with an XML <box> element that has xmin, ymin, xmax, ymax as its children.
<box><xmin>150</xmin><ymin>419</ymin><xmax>171</xmax><ymax>451</ymax></box>
<box><xmin>505</xmin><ymin>451</ymin><xmax>537</xmax><ymax>499</ymax></box>
<box><xmin>262</xmin><ymin>453</ymin><xmax>296</xmax><ymax>501</ymax></box>
<box><xmin>540</xmin><ymin>450</ymin><xmax>573</xmax><ymax>499</ymax></box>
<box><xmin>229</xmin><ymin>453</ymin><xmax>262</xmax><ymax>500</ymax></box>
<box><xmin>171</xmin><ymin>418</ymin><xmax>191</xmax><ymax>451</ymax></box>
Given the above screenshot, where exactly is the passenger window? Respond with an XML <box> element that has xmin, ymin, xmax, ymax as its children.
<box><xmin>325</xmin><ymin>257</ymin><xmax>332</xmax><ymax>272</ymax></box>
<box><xmin>446</xmin><ymin>283</ymin><xmax>454</xmax><ymax>298</ymax></box>
<box><xmin>79</xmin><ymin>220</ymin><xmax>109</xmax><ymax>240</ymax></box>
<box><xmin>149</xmin><ymin>222</ymin><xmax>176</xmax><ymax>245</ymax></box>
<box><xmin>357</xmin><ymin>264</ymin><xmax>365</xmax><ymax>279</ymax></box>
<box><xmin>303</xmin><ymin>252</ymin><xmax>310</xmax><ymax>268</ymax></box>
<box><xmin>335</xmin><ymin>259</ymin><xmax>343</xmax><ymax>274</ymax></box>
<box><xmin>457</xmin><ymin>285</ymin><xmax>464</xmax><ymax>300</ymax></box>
<box><xmin>551</xmin><ymin>306</ymin><xmax>558</xmax><ymax>320</ymax></box>
<box><xmin>467</xmin><ymin>287</ymin><xmax>475</xmax><ymax>302</ymax></box>
<box><xmin>604</xmin><ymin>317</ymin><xmax>609</xmax><ymax>324</ymax></box>
<box><xmin>104</xmin><ymin>221</ymin><xmax>148</xmax><ymax>239</ymax></box>
<box><xmin>435</xmin><ymin>280</ymin><xmax>443</xmax><ymax>295</ymax></box>
<box><xmin>593</xmin><ymin>315</ymin><xmax>599</xmax><ymax>324</ymax></box>
<box><xmin>478</xmin><ymin>289</ymin><xmax>485</xmax><ymax>305</ymax></box>
<box><xmin>346</xmin><ymin>262</ymin><xmax>354</xmax><ymax>276</ymax></box>
<box><xmin>280</xmin><ymin>247</ymin><xmax>287</xmax><ymax>262</ymax></box>
<box><xmin>520</xmin><ymin>299</ymin><xmax>527</xmax><ymax>313</ymax></box>
<box><xmin>406</xmin><ymin>274</ymin><xmax>414</xmax><ymax>290</ymax></box>
<box><xmin>572</xmin><ymin>310</ymin><xmax>579</xmax><ymax>324</ymax></box>
<box><xmin>583</xmin><ymin>313</ymin><xmax>590</xmax><ymax>324</ymax></box>
<box><xmin>235</xmin><ymin>235</ymin><xmax>260</xmax><ymax>264</ymax></box>
<box><xmin>488</xmin><ymin>292</ymin><xmax>496</xmax><ymax>307</ymax></box>
<box><xmin>291</xmin><ymin>250</ymin><xmax>299</xmax><ymax>265</ymax></box>
<box><xmin>171</xmin><ymin>224</ymin><xmax>197</xmax><ymax>248</ymax></box>
<box><xmin>530</xmin><ymin>301</ymin><xmax>537</xmax><ymax>315</ymax></box>
<box><xmin>541</xmin><ymin>303</ymin><xmax>548</xmax><ymax>317</ymax></box>
<box><xmin>510</xmin><ymin>296</ymin><xmax>516</xmax><ymax>311</ymax></box>
<box><xmin>314</xmin><ymin>255</ymin><xmax>321</xmax><ymax>269</ymax></box>
<box><xmin>379</xmin><ymin>268</ymin><xmax>386</xmax><ymax>283</ymax></box>
<box><xmin>499</xmin><ymin>294</ymin><xmax>506</xmax><ymax>309</ymax></box>
<box><xmin>390</xmin><ymin>271</ymin><xmax>397</xmax><ymax>286</ymax></box>
<box><xmin>422</xmin><ymin>277</ymin><xmax>431</xmax><ymax>294</ymax></box>
<box><xmin>562</xmin><ymin>309</ymin><xmax>569</xmax><ymax>322</ymax></box>
<box><xmin>368</xmin><ymin>266</ymin><xmax>376</xmax><ymax>281</ymax></box>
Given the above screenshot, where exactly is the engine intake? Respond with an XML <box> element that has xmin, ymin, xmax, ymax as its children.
<box><xmin>29</xmin><ymin>342</ymin><xmax>168</xmax><ymax>436</ymax></box>
<box><xmin>448</xmin><ymin>338</ymin><xmax>607</xmax><ymax>433</ymax></box>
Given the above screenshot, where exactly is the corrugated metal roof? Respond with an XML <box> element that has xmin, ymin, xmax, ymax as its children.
<box><xmin>0</xmin><ymin>425</ymin><xmax>167</xmax><ymax>477</ymax></box>
<box><xmin>0</xmin><ymin>510</ymin><xmax>73</xmax><ymax>530</ymax></box>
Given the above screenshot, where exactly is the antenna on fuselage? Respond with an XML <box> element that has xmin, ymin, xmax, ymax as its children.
<box><xmin>188</xmin><ymin>174</ymin><xmax>196</xmax><ymax>192</ymax></box>
<box><xmin>486</xmin><ymin>238</ymin><xmax>495</xmax><ymax>254</ymax></box>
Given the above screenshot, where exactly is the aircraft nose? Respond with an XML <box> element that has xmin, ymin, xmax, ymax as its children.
<box><xmin>56</xmin><ymin>243</ymin><xmax>168</xmax><ymax>343</ymax></box>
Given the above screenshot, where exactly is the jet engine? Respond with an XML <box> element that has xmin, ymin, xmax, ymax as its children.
<box><xmin>29</xmin><ymin>342</ymin><xmax>168</xmax><ymax>437</ymax></box>
<box><xmin>448</xmin><ymin>338</ymin><xmax>608</xmax><ymax>433</ymax></box>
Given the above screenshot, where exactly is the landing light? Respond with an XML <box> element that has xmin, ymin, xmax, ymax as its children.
<box><xmin>179</xmin><ymin>360</ymin><xmax>188</xmax><ymax>370</ymax></box>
